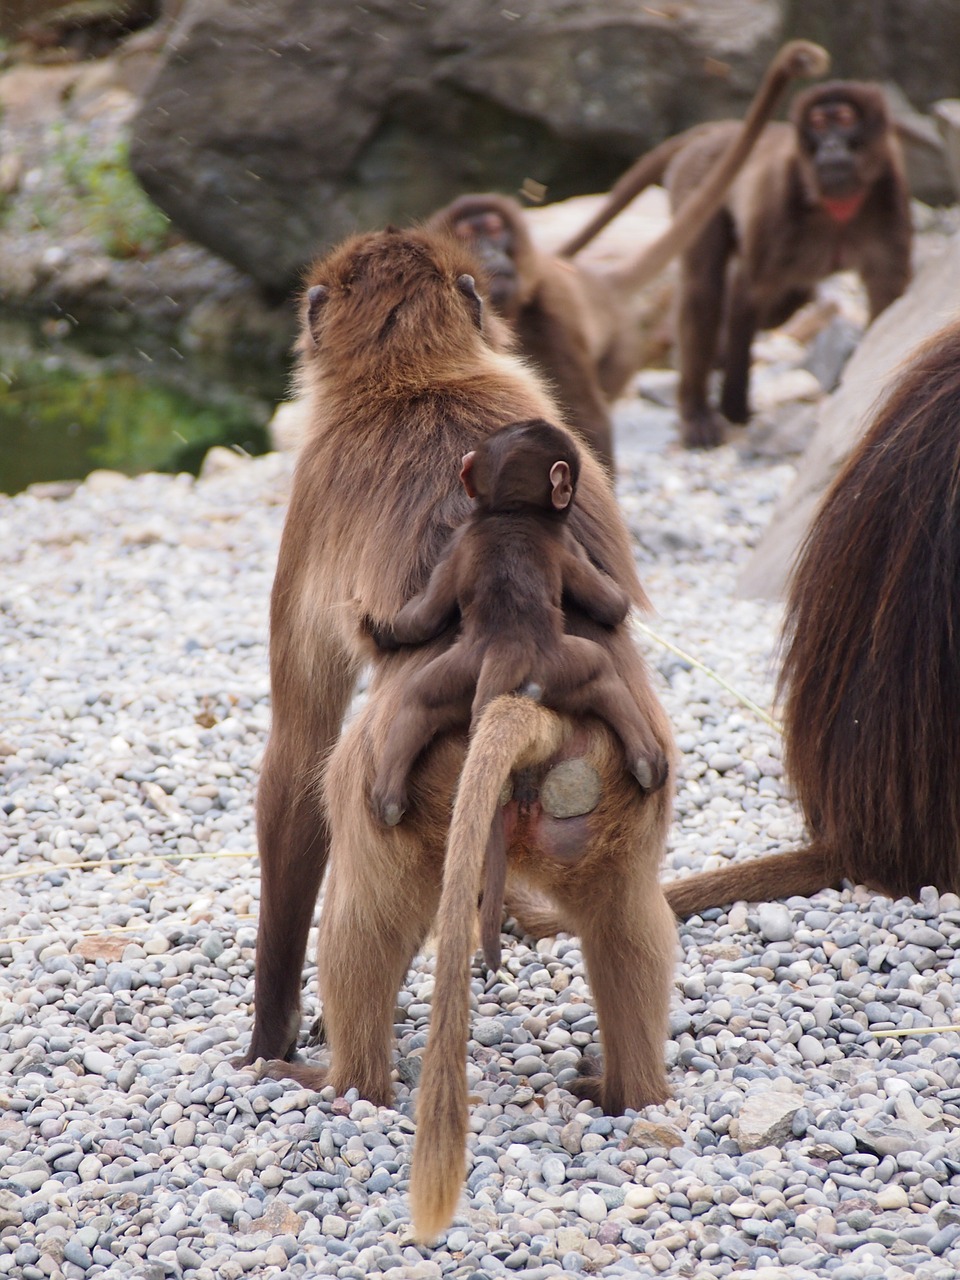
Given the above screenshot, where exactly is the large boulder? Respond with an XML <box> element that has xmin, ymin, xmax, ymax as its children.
<box><xmin>738</xmin><ymin>230</ymin><xmax>960</xmax><ymax>600</ymax></box>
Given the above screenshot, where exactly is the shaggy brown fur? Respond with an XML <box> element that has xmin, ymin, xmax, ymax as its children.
<box><xmin>567</xmin><ymin>78</ymin><xmax>911</xmax><ymax>449</ymax></box>
<box><xmin>245</xmin><ymin>226</ymin><xmax>677</xmax><ymax>1240</ymax></box>
<box><xmin>430</xmin><ymin>41</ymin><xmax>829</xmax><ymax>470</ymax></box>
<box><xmin>663</xmin><ymin>319</ymin><xmax>960</xmax><ymax>916</ymax></box>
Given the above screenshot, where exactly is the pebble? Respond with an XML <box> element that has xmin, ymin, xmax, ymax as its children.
<box><xmin>3</xmin><ymin>335</ymin><xmax>960</xmax><ymax>1278</ymax></box>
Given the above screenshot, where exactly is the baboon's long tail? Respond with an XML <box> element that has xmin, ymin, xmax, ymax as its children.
<box><xmin>663</xmin><ymin>844</ymin><xmax>837</xmax><ymax>919</ymax></box>
<box><xmin>561</xmin><ymin>40</ymin><xmax>829</xmax><ymax>279</ymax></box>
<box><xmin>409</xmin><ymin>695</ymin><xmax>565</xmax><ymax>1243</ymax></box>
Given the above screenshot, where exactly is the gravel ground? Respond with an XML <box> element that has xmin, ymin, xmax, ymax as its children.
<box><xmin>3</xmin><ymin>381</ymin><xmax>960</xmax><ymax>1280</ymax></box>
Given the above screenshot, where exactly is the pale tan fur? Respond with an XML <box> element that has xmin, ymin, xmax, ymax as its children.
<box><xmin>409</xmin><ymin>696</ymin><xmax>565</xmax><ymax>1240</ymax></box>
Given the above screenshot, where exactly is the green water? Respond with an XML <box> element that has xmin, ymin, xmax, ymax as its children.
<box><xmin>0</xmin><ymin>319</ymin><xmax>283</xmax><ymax>496</ymax></box>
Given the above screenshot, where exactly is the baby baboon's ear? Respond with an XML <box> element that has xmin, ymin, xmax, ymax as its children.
<box><xmin>549</xmin><ymin>460</ymin><xmax>573</xmax><ymax>510</ymax></box>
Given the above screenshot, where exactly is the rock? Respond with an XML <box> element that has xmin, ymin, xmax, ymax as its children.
<box><xmin>733</xmin><ymin>1091</ymin><xmax>803</xmax><ymax>1151</ymax></box>
<box><xmin>751</xmin><ymin>368</ymin><xmax>823</xmax><ymax>414</ymax></box>
<box><xmin>877</xmin><ymin>1186</ymin><xmax>910</xmax><ymax>1210</ymax></box>
<box><xmin>757</xmin><ymin>903</ymin><xmax>793</xmax><ymax>943</ymax></box>
<box><xmin>269</xmin><ymin>400</ymin><xmax>311</xmax><ymax>453</ymax></box>
<box><xmin>199</xmin><ymin>446</ymin><xmax>248</xmax><ymax>479</ymax></box>
<box><xmin>622</xmin><ymin>1118</ymin><xmax>685</xmax><ymax>1151</ymax></box>
<box><xmin>852</xmin><ymin>1121</ymin><xmax>934</xmax><ymax>1157</ymax></box>
<box><xmin>259</xmin><ymin>1200</ymin><xmax>303</xmax><ymax>1237</ymax></box>
<box><xmin>804</xmin><ymin>316</ymin><xmax>863</xmax><ymax>392</ymax></box>
<box><xmin>739</xmin><ymin>230</ymin><xmax>960</xmax><ymax>599</ymax></box>
<box><xmin>83</xmin><ymin>469</ymin><xmax>130</xmax><ymax>495</ymax></box>
<box><xmin>199</xmin><ymin>1187</ymin><xmax>244</xmax><ymax>1221</ymax></box>
<box><xmin>73</xmin><ymin>934</ymin><xmax>132</xmax><ymax>962</ymax></box>
<box><xmin>579</xmin><ymin>1190</ymin><xmax>608</xmax><ymax>1223</ymax></box>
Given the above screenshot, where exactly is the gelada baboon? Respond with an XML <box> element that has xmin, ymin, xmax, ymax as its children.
<box><xmin>567</xmin><ymin>79</ymin><xmax>912</xmax><ymax>448</ymax></box>
<box><xmin>246</xmin><ymin>227</ymin><xmax>676</xmax><ymax>1240</ymax></box>
<box><xmin>430</xmin><ymin>41</ymin><xmax>829</xmax><ymax>470</ymax></box>
<box><xmin>370</xmin><ymin>417</ymin><xmax>668</xmax><ymax>821</ymax></box>
<box><xmin>368</xmin><ymin>417</ymin><xmax>669</xmax><ymax>968</ymax></box>
<box><xmin>664</xmin><ymin>319</ymin><xmax>960</xmax><ymax>918</ymax></box>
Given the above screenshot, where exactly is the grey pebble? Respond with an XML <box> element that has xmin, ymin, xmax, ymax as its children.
<box><xmin>757</xmin><ymin>904</ymin><xmax>793</xmax><ymax>943</ymax></box>
<box><xmin>473</xmin><ymin>1018</ymin><xmax>505</xmax><ymax>1046</ymax></box>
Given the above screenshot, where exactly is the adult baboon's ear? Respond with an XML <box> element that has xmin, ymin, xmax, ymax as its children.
<box><xmin>456</xmin><ymin>274</ymin><xmax>483</xmax><ymax>328</ymax></box>
<box><xmin>306</xmin><ymin>284</ymin><xmax>329</xmax><ymax>346</ymax></box>
<box><xmin>549</xmin><ymin>460</ymin><xmax>573</xmax><ymax>510</ymax></box>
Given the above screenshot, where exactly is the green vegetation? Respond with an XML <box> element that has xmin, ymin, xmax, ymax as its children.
<box><xmin>0</xmin><ymin>344</ymin><xmax>270</xmax><ymax>495</ymax></box>
<box><xmin>52</xmin><ymin>127</ymin><xmax>171</xmax><ymax>257</ymax></box>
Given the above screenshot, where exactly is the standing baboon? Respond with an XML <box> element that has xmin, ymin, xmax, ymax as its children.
<box><xmin>245</xmin><ymin>227</ymin><xmax>677</xmax><ymax>1238</ymax></box>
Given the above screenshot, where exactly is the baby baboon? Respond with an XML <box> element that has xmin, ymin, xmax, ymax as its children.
<box><xmin>369</xmin><ymin>417</ymin><xmax>668</xmax><ymax>967</ymax></box>
<box><xmin>370</xmin><ymin>417</ymin><xmax>667</xmax><ymax>826</ymax></box>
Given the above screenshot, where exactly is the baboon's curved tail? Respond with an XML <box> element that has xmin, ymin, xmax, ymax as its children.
<box><xmin>560</xmin><ymin>39</ymin><xmax>829</xmax><ymax>278</ymax></box>
<box><xmin>409</xmin><ymin>695</ymin><xmax>565</xmax><ymax>1243</ymax></box>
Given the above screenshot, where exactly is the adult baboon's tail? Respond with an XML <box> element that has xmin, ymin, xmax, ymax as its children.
<box><xmin>560</xmin><ymin>40</ymin><xmax>829</xmax><ymax>283</ymax></box>
<box><xmin>409</xmin><ymin>695</ymin><xmax>565</xmax><ymax>1243</ymax></box>
<box><xmin>663</xmin><ymin>844</ymin><xmax>837</xmax><ymax>919</ymax></box>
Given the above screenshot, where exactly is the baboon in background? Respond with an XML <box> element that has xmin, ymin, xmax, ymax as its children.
<box><xmin>245</xmin><ymin>226</ymin><xmax>676</xmax><ymax>1239</ymax></box>
<box><xmin>566</xmin><ymin>80</ymin><xmax>912</xmax><ymax>448</ymax></box>
<box><xmin>431</xmin><ymin>40</ymin><xmax>830</xmax><ymax>469</ymax></box>
<box><xmin>664</xmin><ymin>319</ymin><xmax>960</xmax><ymax>918</ymax></box>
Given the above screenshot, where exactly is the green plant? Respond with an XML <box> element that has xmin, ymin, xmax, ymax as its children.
<box><xmin>53</xmin><ymin>127</ymin><xmax>171</xmax><ymax>258</ymax></box>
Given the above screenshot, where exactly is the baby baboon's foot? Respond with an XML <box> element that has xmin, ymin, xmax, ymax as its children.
<box><xmin>632</xmin><ymin>749</ymin><xmax>669</xmax><ymax>794</ymax></box>
<box><xmin>370</xmin><ymin>780</ymin><xmax>407</xmax><ymax>827</ymax></box>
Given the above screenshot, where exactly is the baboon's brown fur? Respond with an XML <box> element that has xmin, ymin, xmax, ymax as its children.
<box><xmin>245</xmin><ymin>226</ymin><xmax>677</xmax><ymax>1239</ymax></box>
<box><xmin>430</xmin><ymin>41</ymin><xmax>829</xmax><ymax>469</ymax></box>
<box><xmin>664</xmin><ymin>320</ymin><xmax>960</xmax><ymax>917</ymax></box>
